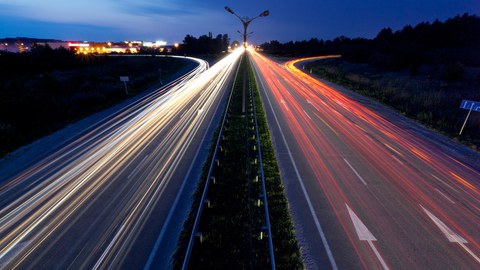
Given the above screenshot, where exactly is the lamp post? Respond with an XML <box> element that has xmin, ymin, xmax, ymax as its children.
<box><xmin>225</xmin><ymin>6</ymin><xmax>269</xmax><ymax>49</ymax></box>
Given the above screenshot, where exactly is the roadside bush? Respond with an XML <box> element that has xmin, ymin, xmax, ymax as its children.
<box><xmin>441</xmin><ymin>62</ymin><xmax>465</xmax><ymax>81</ymax></box>
<box><xmin>0</xmin><ymin>49</ymin><xmax>192</xmax><ymax>157</ymax></box>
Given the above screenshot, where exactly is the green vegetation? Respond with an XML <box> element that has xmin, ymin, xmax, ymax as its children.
<box><xmin>261</xmin><ymin>13</ymin><xmax>480</xmax><ymax>149</ymax></box>
<box><xmin>0</xmin><ymin>46</ymin><xmax>193</xmax><ymax>157</ymax></box>
<box><xmin>250</xmin><ymin>57</ymin><xmax>303</xmax><ymax>269</ymax></box>
<box><xmin>306</xmin><ymin>58</ymin><xmax>480</xmax><ymax>149</ymax></box>
<box><xmin>174</xmin><ymin>54</ymin><xmax>302</xmax><ymax>269</ymax></box>
<box><xmin>181</xmin><ymin>32</ymin><xmax>230</xmax><ymax>55</ymax></box>
<box><xmin>261</xmin><ymin>14</ymin><xmax>480</xmax><ymax>69</ymax></box>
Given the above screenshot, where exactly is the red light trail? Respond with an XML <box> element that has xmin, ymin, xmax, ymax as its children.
<box><xmin>250</xmin><ymin>50</ymin><xmax>480</xmax><ymax>269</ymax></box>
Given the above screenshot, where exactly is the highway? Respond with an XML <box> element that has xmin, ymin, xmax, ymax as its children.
<box><xmin>0</xmin><ymin>51</ymin><xmax>242</xmax><ymax>269</ymax></box>
<box><xmin>250</xmin><ymin>51</ymin><xmax>480</xmax><ymax>269</ymax></box>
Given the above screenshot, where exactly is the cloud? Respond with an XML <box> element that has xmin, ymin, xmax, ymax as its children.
<box><xmin>112</xmin><ymin>1</ymin><xmax>196</xmax><ymax>17</ymax></box>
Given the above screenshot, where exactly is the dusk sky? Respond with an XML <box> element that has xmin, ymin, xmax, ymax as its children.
<box><xmin>1</xmin><ymin>0</ymin><xmax>479</xmax><ymax>45</ymax></box>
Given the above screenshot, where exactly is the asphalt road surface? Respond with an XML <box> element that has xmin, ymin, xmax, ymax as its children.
<box><xmin>250</xmin><ymin>51</ymin><xmax>480</xmax><ymax>269</ymax></box>
<box><xmin>0</xmin><ymin>51</ymin><xmax>242</xmax><ymax>269</ymax></box>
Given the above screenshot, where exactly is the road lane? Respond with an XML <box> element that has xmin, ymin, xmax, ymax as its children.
<box><xmin>0</xmin><ymin>51</ymin><xmax>243</xmax><ymax>269</ymax></box>
<box><xmin>250</xmin><ymin>51</ymin><xmax>480</xmax><ymax>269</ymax></box>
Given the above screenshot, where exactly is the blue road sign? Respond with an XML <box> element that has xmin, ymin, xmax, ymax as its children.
<box><xmin>460</xmin><ymin>100</ymin><xmax>480</xmax><ymax>112</ymax></box>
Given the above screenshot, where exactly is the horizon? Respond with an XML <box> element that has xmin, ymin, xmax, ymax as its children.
<box><xmin>1</xmin><ymin>0</ymin><xmax>478</xmax><ymax>45</ymax></box>
<box><xmin>1</xmin><ymin>12</ymin><xmax>478</xmax><ymax>46</ymax></box>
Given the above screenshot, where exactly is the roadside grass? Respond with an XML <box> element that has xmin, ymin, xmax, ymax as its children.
<box><xmin>306</xmin><ymin>58</ymin><xmax>480</xmax><ymax>150</ymax></box>
<box><xmin>0</xmin><ymin>55</ymin><xmax>193</xmax><ymax>157</ymax></box>
<box><xmin>173</xmin><ymin>53</ymin><xmax>303</xmax><ymax>269</ymax></box>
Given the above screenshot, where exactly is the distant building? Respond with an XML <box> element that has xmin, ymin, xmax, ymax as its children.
<box><xmin>0</xmin><ymin>38</ymin><xmax>67</xmax><ymax>53</ymax></box>
<box><xmin>68</xmin><ymin>41</ymin><xmax>140</xmax><ymax>54</ymax></box>
<box><xmin>0</xmin><ymin>38</ymin><xmax>178</xmax><ymax>55</ymax></box>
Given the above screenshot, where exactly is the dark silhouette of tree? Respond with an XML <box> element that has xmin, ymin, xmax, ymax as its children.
<box><xmin>260</xmin><ymin>13</ymin><xmax>480</xmax><ymax>72</ymax></box>
<box><xmin>181</xmin><ymin>32</ymin><xmax>230</xmax><ymax>55</ymax></box>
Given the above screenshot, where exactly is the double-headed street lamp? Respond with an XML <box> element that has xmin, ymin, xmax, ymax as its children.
<box><xmin>225</xmin><ymin>6</ymin><xmax>269</xmax><ymax>49</ymax></box>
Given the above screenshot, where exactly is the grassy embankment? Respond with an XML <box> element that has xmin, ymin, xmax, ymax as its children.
<box><xmin>0</xmin><ymin>50</ymin><xmax>193</xmax><ymax>157</ymax></box>
<box><xmin>307</xmin><ymin>58</ymin><xmax>480</xmax><ymax>149</ymax></box>
<box><xmin>174</xmin><ymin>53</ymin><xmax>303</xmax><ymax>269</ymax></box>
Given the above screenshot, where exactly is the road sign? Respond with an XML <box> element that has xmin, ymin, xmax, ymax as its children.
<box><xmin>459</xmin><ymin>99</ymin><xmax>480</xmax><ymax>135</ymax></box>
<box><xmin>460</xmin><ymin>100</ymin><xmax>480</xmax><ymax>112</ymax></box>
<box><xmin>119</xmin><ymin>76</ymin><xmax>130</xmax><ymax>94</ymax></box>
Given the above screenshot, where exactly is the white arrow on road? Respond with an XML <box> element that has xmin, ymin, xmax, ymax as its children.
<box><xmin>420</xmin><ymin>205</ymin><xmax>467</xmax><ymax>243</ymax></box>
<box><xmin>346</xmin><ymin>204</ymin><xmax>390</xmax><ymax>270</ymax></box>
<box><xmin>420</xmin><ymin>205</ymin><xmax>480</xmax><ymax>264</ymax></box>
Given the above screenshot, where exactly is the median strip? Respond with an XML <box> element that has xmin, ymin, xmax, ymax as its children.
<box><xmin>173</xmin><ymin>52</ymin><xmax>303</xmax><ymax>269</ymax></box>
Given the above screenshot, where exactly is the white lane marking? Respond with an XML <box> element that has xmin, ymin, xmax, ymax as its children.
<box><xmin>144</xmin><ymin>62</ymin><xmax>235</xmax><ymax>269</ymax></box>
<box><xmin>93</xmin><ymin>223</ymin><xmax>125</xmax><ymax>270</ymax></box>
<box><xmin>420</xmin><ymin>205</ymin><xmax>480</xmax><ymax>264</ymax></box>
<box><xmin>435</xmin><ymin>188</ymin><xmax>456</xmax><ymax>204</ymax></box>
<box><xmin>303</xmin><ymin>109</ymin><xmax>312</xmax><ymax>120</ymax></box>
<box><xmin>127</xmin><ymin>155</ymin><xmax>149</xmax><ymax>179</ymax></box>
<box><xmin>431</xmin><ymin>174</ymin><xmax>459</xmax><ymax>193</ymax></box>
<box><xmin>346</xmin><ymin>204</ymin><xmax>389</xmax><ymax>270</ymax></box>
<box><xmin>254</xmin><ymin>63</ymin><xmax>338</xmax><ymax>270</ymax></box>
<box><xmin>179</xmin><ymin>110</ymin><xmax>188</xmax><ymax>119</ymax></box>
<box><xmin>368</xmin><ymin>241</ymin><xmax>390</xmax><ymax>270</ymax></box>
<box><xmin>344</xmin><ymin>158</ymin><xmax>367</xmax><ymax>186</ymax></box>
<box><xmin>391</xmin><ymin>155</ymin><xmax>404</xmax><ymax>165</ymax></box>
<box><xmin>280</xmin><ymin>99</ymin><xmax>290</xmax><ymax>111</ymax></box>
<box><xmin>420</xmin><ymin>205</ymin><xmax>467</xmax><ymax>243</ymax></box>
<box><xmin>346</xmin><ymin>204</ymin><xmax>376</xmax><ymax>241</ymax></box>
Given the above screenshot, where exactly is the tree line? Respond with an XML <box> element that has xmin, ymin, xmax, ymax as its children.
<box><xmin>181</xmin><ymin>32</ymin><xmax>230</xmax><ymax>55</ymax></box>
<box><xmin>0</xmin><ymin>46</ymin><xmax>191</xmax><ymax>157</ymax></box>
<box><xmin>261</xmin><ymin>13</ymin><xmax>480</xmax><ymax>77</ymax></box>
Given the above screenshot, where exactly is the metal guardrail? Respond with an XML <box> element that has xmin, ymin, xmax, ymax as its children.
<box><xmin>248</xmin><ymin>54</ymin><xmax>276</xmax><ymax>269</ymax></box>
<box><xmin>181</xmin><ymin>54</ymin><xmax>243</xmax><ymax>269</ymax></box>
<box><xmin>182</xmin><ymin>53</ymin><xmax>275</xmax><ymax>269</ymax></box>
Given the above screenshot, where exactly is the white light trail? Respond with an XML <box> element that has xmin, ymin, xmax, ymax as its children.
<box><xmin>0</xmin><ymin>49</ymin><xmax>243</xmax><ymax>268</ymax></box>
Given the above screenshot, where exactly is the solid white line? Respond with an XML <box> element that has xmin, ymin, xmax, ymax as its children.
<box><xmin>253</xmin><ymin>63</ymin><xmax>338</xmax><ymax>270</ymax></box>
<box><xmin>343</xmin><ymin>158</ymin><xmax>367</xmax><ymax>185</ymax></box>
<box><xmin>367</xmin><ymin>241</ymin><xmax>390</xmax><ymax>270</ymax></box>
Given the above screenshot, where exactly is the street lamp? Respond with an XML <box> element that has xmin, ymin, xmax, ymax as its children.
<box><xmin>225</xmin><ymin>6</ymin><xmax>269</xmax><ymax>49</ymax></box>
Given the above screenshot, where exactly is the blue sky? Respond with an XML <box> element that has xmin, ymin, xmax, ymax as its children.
<box><xmin>0</xmin><ymin>0</ymin><xmax>478</xmax><ymax>44</ymax></box>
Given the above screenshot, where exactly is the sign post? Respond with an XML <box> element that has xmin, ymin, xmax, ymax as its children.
<box><xmin>120</xmin><ymin>76</ymin><xmax>130</xmax><ymax>95</ymax></box>
<box><xmin>459</xmin><ymin>100</ymin><xmax>480</xmax><ymax>135</ymax></box>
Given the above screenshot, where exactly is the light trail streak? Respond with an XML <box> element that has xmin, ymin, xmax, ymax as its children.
<box><xmin>0</xmin><ymin>50</ymin><xmax>243</xmax><ymax>268</ymax></box>
<box><xmin>250</xmin><ymin>51</ymin><xmax>480</xmax><ymax>269</ymax></box>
